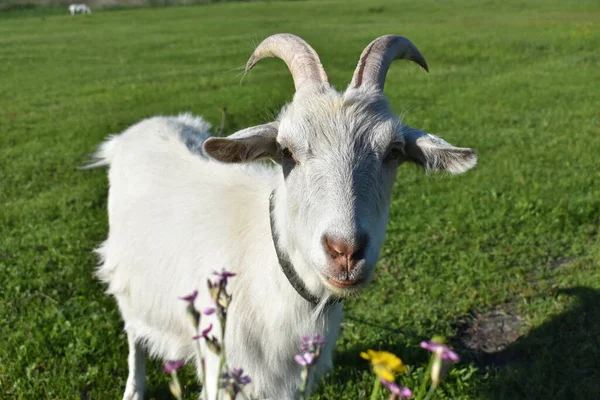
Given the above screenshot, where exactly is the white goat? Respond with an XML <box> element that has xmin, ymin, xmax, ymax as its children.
<box><xmin>89</xmin><ymin>34</ymin><xmax>477</xmax><ymax>399</ymax></box>
<box><xmin>69</xmin><ymin>4</ymin><xmax>91</xmax><ymax>15</ymax></box>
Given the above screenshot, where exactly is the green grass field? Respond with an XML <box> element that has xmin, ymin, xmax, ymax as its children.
<box><xmin>1</xmin><ymin>0</ymin><xmax>599</xmax><ymax>398</ymax></box>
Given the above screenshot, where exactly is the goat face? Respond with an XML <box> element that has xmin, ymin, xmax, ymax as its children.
<box><xmin>204</xmin><ymin>34</ymin><xmax>477</xmax><ymax>298</ymax></box>
<box><xmin>274</xmin><ymin>87</ymin><xmax>401</xmax><ymax>294</ymax></box>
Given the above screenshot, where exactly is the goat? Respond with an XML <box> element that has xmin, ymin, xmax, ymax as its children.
<box><xmin>89</xmin><ymin>34</ymin><xmax>477</xmax><ymax>399</ymax></box>
<box><xmin>69</xmin><ymin>4</ymin><xmax>91</xmax><ymax>15</ymax></box>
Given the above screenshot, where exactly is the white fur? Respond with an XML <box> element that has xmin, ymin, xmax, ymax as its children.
<box><xmin>94</xmin><ymin>112</ymin><xmax>341</xmax><ymax>399</ymax></box>
<box><xmin>91</xmin><ymin>83</ymin><xmax>476</xmax><ymax>399</ymax></box>
<box><xmin>69</xmin><ymin>4</ymin><xmax>91</xmax><ymax>15</ymax></box>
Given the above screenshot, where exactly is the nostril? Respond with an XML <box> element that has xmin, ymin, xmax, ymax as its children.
<box><xmin>322</xmin><ymin>234</ymin><xmax>368</xmax><ymax>262</ymax></box>
<box><xmin>325</xmin><ymin>238</ymin><xmax>347</xmax><ymax>257</ymax></box>
<box><xmin>351</xmin><ymin>234</ymin><xmax>368</xmax><ymax>261</ymax></box>
<box><xmin>350</xmin><ymin>247</ymin><xmax>364</xmax><ymax>261</ymax></box>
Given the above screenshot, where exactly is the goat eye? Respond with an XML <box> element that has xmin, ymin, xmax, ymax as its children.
<box><xmin>281</xmin><ymin>147</ymin><xmax>298</xmax><ymax>165</ymax></box>
<box><xmin>384</xmin><ymin>147</ymin><xmax>403</xmax><ymax>163</ymax></box>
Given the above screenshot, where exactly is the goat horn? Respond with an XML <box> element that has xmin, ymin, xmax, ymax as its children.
<box><xmin>246</xmin><ymin>33</ymin><xmax>329</xmax><ymax>91</ymax></box>
<box><xmin>350</xmin><ymin>35</ymin><xmax>429</xmax><ymax>91</ymax></box>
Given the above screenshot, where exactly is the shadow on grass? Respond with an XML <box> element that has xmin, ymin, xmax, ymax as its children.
<box><xmin>481</xmin><ymin>286</ymin><xmax>600</xmax><ymax>400</ymax></box>
<box><xmin>329</xmin><ymin>287</ymin><xmax>600</xmax><ymax>399</ymax></box>
<box><xmin>147</xmin><ymin>382</ymin><xmax>201</xmax><ymax>400</ymax></box>
<box><xmin>146</xmin><ymin>386</ymin><xmax>173</xmax><ymax>400</ymax></box>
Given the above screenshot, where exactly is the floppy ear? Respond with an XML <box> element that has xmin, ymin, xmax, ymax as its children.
<box><xmin>402</xmin><ymin>125</ymin><xmax>477</xmax><ymax>174</ymax></box>
<box><xmin>203</xmin><ymin>122</ymin><xmax>279</xmax><ymax>163</ymax></box>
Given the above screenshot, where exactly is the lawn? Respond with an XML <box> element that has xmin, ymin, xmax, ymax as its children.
<box><xmin>1</xmin><ymin>0</ymin><xmax>599</xmax><ymax>398</ymax></box>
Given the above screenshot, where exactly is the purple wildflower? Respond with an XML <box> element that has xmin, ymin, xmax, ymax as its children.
<box><xmin>419</xmin><ymin>341</ymin><xmax>460</xmax><ymax>363</ymax></box>
<box><xmin>182</xmin><ymin>290</ymin><xmax>201</xmax><ymax>328</ymax></box>
<box><xmin>294</xmin><ymin>352</ymin><xmax>315</xmax><ymax>367</ymax></box>
<box><xmin>163</xmin><ymin>359</ymin><xmax>185</xmax><ymax>374</ymax></box>
<box><xmin>231</xmin><ymin>367</ymin><xmax>252</xmax><ymax>385</ymax></box>
<box><xmin>220</xmin><ymin>367</ymin><xmax>251</xmax><ymax>395</ymax></box>
<box><xmin>299</xmin><ymin>333</ymin><xmax>326</xmax><ymax>352</ymax></box>
<box><xmin>203</xmin><ymin>306</ymin><xmax>216</xmax><ymax>315</ymax></box>
<box><xmin>380</xmin><ymin>379</ymin><xmax>412</xmax><ymax>399</ymax></box>
<box><xmin>180</xmin><ymin>290</ymin><xmax>198</xmax><ymax>305</ymax></box>
<box><xmin>213</xmin><ymin>269</ymin><xmax>236</xmax><ymax>286</ymax></box>
<box><xmin>193</xmin><ymin>324</ymin><xmax>213</xmax><ymax>340</ymax></box>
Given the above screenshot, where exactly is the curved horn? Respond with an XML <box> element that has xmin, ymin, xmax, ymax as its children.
<box><xmin>246</xmin><ymin>33</ymin><xmax>329</xmax><ymax>91</ymax></box>
<box><xmin>350</xmin><ymin>35</ymin><xmax>429</xmax><ymax>91</ymax></box>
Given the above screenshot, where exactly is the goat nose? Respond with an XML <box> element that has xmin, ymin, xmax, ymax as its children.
<box><xmin>322</xmin><ymin>234</ymin><xmax>368</xmax><ymax>272</ymax></box>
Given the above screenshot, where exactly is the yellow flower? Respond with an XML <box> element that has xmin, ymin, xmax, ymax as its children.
<box><xmin>360</xmin><ymin>350</ymin><xmax>407</xmax><ymax>382</ymax></box>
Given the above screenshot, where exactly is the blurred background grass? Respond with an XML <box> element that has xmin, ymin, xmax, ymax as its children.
<box><xmin>1</xmin><ymin>0</ymin><xmax>212</xmax><ymax>10</ymax></box>
<box><xmin>0</xmin><ymin>0</ymin><xmax>243</xmax><ymax>16</ymax></box>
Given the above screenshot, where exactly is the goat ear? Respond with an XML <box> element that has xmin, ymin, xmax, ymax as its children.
<box><xmin>402</xmin><ymin>126</ymin><xmax>477</xmax><ymax>174</ymax></box>
<box><xmin>203</xmin><ymin>122</ymin><xmax>279</xmax><ymax>163</ymax></box>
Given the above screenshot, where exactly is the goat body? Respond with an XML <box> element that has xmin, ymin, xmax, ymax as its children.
<box><xmin>69</xmin><ymin>4</ymin><xmax>91</xmax><ymax>15</ymax></box>
<box><xmin>94</xmin><ymin>114</ymin><xmax>340</xmax><ymax>399</ymax></box>
<box><xmin>91</xmin><ymin>34</ymin><xmax>477</xmax><ymax>400</ymax></box>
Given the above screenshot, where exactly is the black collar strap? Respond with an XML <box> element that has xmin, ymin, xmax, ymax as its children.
<box><xmin>269</xmin><ymin>191</ymin><xmax>340</xmax><ymax>307</ymax></box>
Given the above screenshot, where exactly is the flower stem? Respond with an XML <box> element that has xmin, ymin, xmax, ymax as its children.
<box><xmin>200</xmin><ymin>356</ymin><xmax>208</xmax><ymax>400</ymax></box>
<box><xmin>298</xmin><ymin>366</ymin><xmax>308</xmax><ymax>400</ymax></box>
<box><xmin>216</xmin><ymin>285</ymin><xmax>227</xmax><ymax>400</ymax></box>
<box><xmin>422</xmin><ymin>384</ymin><xmax>437</xmax><ymax>400</ymax></box>
<box><xmin>417</xmin><ymin>356</ymin><xmax>434</xmax><ymax>399</ymax></box>
<box><xmin>190</xmin><ymin>317</ymin><xmax>208</xmax><ymax>400</ymax></box>
<box><xmin>370</xmin><ymin>376</ymin><xmax>382</xmax><ymax>400</ymax></box>
<box><xmin>170</xmin><ymin>372</ymin><xmax>183</xmax><ymax>400</ymax></box>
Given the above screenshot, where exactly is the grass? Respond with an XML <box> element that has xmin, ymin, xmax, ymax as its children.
<box><xmin>1</xmin><ymin>0</ymin><xmax>599</xmax><ymax>398</ymax></box>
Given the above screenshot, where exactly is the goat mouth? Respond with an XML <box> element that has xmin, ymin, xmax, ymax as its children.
<box><xmin>326</xmin><ymin>277</ymin><xmax>363</xmax><ymax>289</ymax></box>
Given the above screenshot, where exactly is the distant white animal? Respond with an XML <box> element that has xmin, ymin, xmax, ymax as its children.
<box><xmin>69</xmin><ymin>4</ymin><xmax>91</xmax><ymax>15</ymax></box>
<box><xmin>88</xmin><ymin>33</ymin><xmax>477</xmax><ymax>399</ymax></box>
